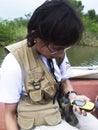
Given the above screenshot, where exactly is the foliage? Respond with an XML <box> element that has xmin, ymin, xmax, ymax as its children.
<box><xmin>0</xmin><ymin>1</ymin><xmax>98</xmax><ymax>47</ymax></box>
<box><xmin>0</xmin><ymin>18</ymin><xmax>27</xmax><ymax>46</ymax></box>
<box><xmin>85</xmin><ymin>9</ymin><xmax>98</xmax><ymax>22</ymax></box>
<box><xmin>80</xmin><ymin>16</ymin><xmax>98</xmax><ymax>46</ymax></box>
<box><xmin>87</xmin><ymin>10</ymin><xmax>96</xmax><ymax>20</ymax></box>
<box><xmin>65</xmin><ymin>0</ymin><xmax>98</xmax><ymax>46</ymax></box>
<box><xmin>64</xmin><ymin>0</ymin><xmax>84</xmax><ymax>16</ymax></box>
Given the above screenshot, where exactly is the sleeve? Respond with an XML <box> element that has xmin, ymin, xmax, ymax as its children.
<box><xmin>0</xmin><ymin>53</ymin><xmax>23</xmax><ymax>103</ymax></box>
<box><xmin>60</xmin><ymin>54</ymin><xmax>73</xmax><ymax>80</ymax></box>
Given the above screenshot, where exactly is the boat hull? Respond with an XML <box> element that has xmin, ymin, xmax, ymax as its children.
<box><xmin>71</xmin><ymin>79</ymin><xmax>98</xmax><ymax>118</ymax></box>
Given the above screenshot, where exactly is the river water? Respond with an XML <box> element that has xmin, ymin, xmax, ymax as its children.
<box><xmin>66</xmin><ymin>46</ymin><xmax>98</xmax><ymax>66</ymax></box>
<box><xmin>0</xmin><ymin>46</ymin><xmax>98</xmax><ymax>66</ymax></box>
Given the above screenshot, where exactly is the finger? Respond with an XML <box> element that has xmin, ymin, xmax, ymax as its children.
<box><xmin>81</xmin><ymin>109</ymin><xmax>87</xmax><ymax>116</ymax></box>
<box><xmin>73</xmin><ymin>105</ymin><xmax>82</xmax><ymax>115</ymax></box>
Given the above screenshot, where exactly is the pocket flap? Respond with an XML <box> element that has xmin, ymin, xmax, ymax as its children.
<box><xmin>45</xmin><ymin>112</ymin><xmax>61</xmax><ymax>125</ymax></box>
<box><xmin>44</xmin><ymin>83</ymin><xmax>56</xmax><ymax>97</ymax></box>
<box><xmin>29</xmin><ymin>90</ymin><xmax>42</xmax><ymax>102</ymax></box>
<box><xmin>18</xmin><ymin>116</ymin><xmax>34</xmax><ymax>129</ymax></box>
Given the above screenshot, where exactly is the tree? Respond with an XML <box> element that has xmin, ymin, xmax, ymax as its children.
<box><xmin>87</xmin><ymin>9</ymin><xmax>96</xmax><ymax>20</ymax></box>
<box><xmin>25</xmin><ymin>12</ymin><xmax>32</xmax><ymax>21</ymax></box>
<box><xmin>64</xmin><ymin>0</ymin><xmax>84</xmax><ymax>16</ymax></box>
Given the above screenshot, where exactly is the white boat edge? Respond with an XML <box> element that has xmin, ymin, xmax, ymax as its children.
<box><xmin>71</xmin><ymin>65</ymin><xmax>98</xmax><ymax>79</ymax></box>
<box><xmin>0</xmin><ymin>65</ymin><xmax>98</xmax><ymax>79</ymax></box>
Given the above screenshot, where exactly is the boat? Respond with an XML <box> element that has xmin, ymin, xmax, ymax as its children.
<box><xmin>0</xmin><ymin>66</ymin><xmax>98</xmax><ymax>130</ymax></box>
<box><xmin>70</xmin><ymin>65</ymin><xmax>98</xmax><ymax>79</ymax></box>
<box><xmin>70</xmin><ymin>65</ymin><xmax>98</xmax><ymax>119</ymax></box>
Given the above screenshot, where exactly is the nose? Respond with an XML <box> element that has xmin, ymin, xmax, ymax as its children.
<box><xmin>52</xmin><ymin>51</ymin><xmax>65</xmax><ymax>58</ymax></box>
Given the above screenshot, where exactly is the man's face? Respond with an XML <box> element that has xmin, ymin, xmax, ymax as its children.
<box><xmin>34</xmin><ymin>38</ymin><xmax>68</xmax><ymax>58</ymax></box>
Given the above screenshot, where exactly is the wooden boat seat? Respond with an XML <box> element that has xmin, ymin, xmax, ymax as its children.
<box><xmin>0</xmin><ymin>79</ymin><xmax>98</xmax><ymax>130</ymax></box>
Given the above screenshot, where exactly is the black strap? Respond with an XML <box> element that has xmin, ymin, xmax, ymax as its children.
<box><xmin>47</xmin><ymin>59</ymin><xmax>54</xmax><ymax>74</ymax></box>
<box><xmin>47</xmin><ymin>58</ymin><xmax>57</xmax><ymax>81</ymax></box>
<box><xmin>47</xmin><ymin>58</ymin><xmax>62</xmax><ymax>104</ymax></box>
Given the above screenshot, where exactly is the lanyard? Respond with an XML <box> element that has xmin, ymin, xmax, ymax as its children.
<box><xmin>47</xmin><ymin>58</ymin><xmax>57</xmax><ymax>82</ymax></box>
<box><xmin>47</xmin><ymin>58</ymin><xmax>62</xmax><ymax>104</ymax></box>
<box><xmin>47</xmin><ymin>59</ymin><xmax>54</xmax><ymax>75</ymax></box>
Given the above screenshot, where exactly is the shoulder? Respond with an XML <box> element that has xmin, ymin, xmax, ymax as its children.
<box><xmin>1</xmin><ymin>53</ymin><xmax>21</xmax><ymax>75</ymax></box>
<box><xmin>5</xmin><ymin>39</ymin><xmax>27</xmax><ymax>53</ymax></box>
<box><xmin>0</xmin><ymin>53</ymin><xmax>23</xmax><ymax>103</ymax></box>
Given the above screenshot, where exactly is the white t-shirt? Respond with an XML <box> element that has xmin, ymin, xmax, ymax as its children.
<box><xmin>0</xmin><ymin>53</ymin><xmax>73</xmax><ymax>103</ymax></box>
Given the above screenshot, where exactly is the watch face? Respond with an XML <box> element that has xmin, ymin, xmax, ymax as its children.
<box><xmin>74</xmin><ymin>100</ymin><xmax>86</xmax><ymax>106</ymax></box>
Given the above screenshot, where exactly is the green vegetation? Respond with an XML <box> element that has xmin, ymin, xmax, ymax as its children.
<box><xmin>81</xmin><ymin>16</ymin><xmax>98</xmax><ymax>46</ymax></box>
<box><xmin>0</xmin><ymin>17</ymin><xmax>28</xmax><ymax>46</ymax></box>
<box><xmin>0</xmin><ymin>0</ymin><xmax>98</xmax><ymax>47</ymax></box>
<box><xmin>66</xmin><ymin>0</ymin><xmax>98</xmax><ymax>46</ymax></box>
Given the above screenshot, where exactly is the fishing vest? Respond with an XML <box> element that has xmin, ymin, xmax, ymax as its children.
<box><xmin>5</xmin><ymin>39</ymin><xmax>62</xmax><ymax>129</ymax></box>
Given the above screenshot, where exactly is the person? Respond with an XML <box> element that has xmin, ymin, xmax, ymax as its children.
<box><xmin>95</xmin><ymin>95</ymin><xmax>98</xmax><ymax>108</ymax></box>
<box><xmin>0</xmin><ymin>0</ymin><xmax>98</xmax><ymax>130</ymax></box>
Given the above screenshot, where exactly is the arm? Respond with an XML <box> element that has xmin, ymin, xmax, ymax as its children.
<box><xmin>62</xmin><ymin>79</ymin><xmax>77</xmax><ymax>101</ymax></box>
<box><xmin>5</xmin><ymin>103</ymin><xmax>19</xmax><ymax>130</ymax></box>
<box><xmin>60</xmin><ymin>55</ymin><xmax>90</xmax><ymax>115</ymax></box>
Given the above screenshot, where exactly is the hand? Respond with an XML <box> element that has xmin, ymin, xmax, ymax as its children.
<box><xmin>95</xmin><ymin>95</ymin><xmax>98</xmax><ymax>101</ymax></box>
<box><xmin>95</xmin><ymin>95</ymin><xmax>98</xmax><ymax>108</ymax></box>
<box><xmin>69</xmin><ymin>93</ymin><xmax>90</xmax><ymax>103</ymax></box>
<box><xmin>69</xmin><ymin>94</ymin><xmax>90</xmax><ymax>116</ymax></box>
<box><xmin>72</xmin><ymin>104</ymin><xmax>87</xmax><ymax>116</ymax></box>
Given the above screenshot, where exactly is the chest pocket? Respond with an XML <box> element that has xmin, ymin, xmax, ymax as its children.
<box><xmin>25</xmin><ymin>67</ymin><xmax>57</xmax><ymax>104</ymax></box>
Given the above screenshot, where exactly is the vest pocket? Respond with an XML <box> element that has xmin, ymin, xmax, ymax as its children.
<box><xmin>18</xmin><ymin>116</ymin><xmax>34</xmax><ymax>130</ymax></box>
<box><xmin>45</xmin><ymin>111</ymin><xmax>61</xmax><ymax>125</ymax></box>
<box><xmin>43</xmin><ymin>83</ymin><xmax>57</xmax><ymax>97</ymax></box>
<box><xmin>29</xmin><ymin>90</ymin><xmax>42</xmax><ymax>102</ymax></box>
<box><xmin>17</xmin><ymin>98</ymin><xmax>61</xmax><ymax>129</ymax></box>
<box><xmin>29</xmin><ymin>83</ymin><xmax>57</xmax><ymax>103</ymax></box>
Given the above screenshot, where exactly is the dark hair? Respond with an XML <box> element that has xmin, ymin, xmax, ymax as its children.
<box><xmin>27</xmin><ymin>0</ymin><xmax>84</xmax><ymax>47</ymax></box>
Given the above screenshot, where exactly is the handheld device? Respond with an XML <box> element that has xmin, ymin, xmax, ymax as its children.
<box><xmin>71</xmin><ymin>100</ymin><xmax>95</xmax><ymax>112</ymax></box>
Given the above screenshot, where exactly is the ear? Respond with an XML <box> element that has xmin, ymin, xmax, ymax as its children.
<box><xmin>31</xmin><ymin>30</ymin><xmax>35</xmax><ymax>33</ymax></box>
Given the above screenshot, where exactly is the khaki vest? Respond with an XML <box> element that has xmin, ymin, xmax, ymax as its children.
<box><xmin>5</xmin><ymin>39</ymin><xmax>62</xmax><ymax>129</ymax></box>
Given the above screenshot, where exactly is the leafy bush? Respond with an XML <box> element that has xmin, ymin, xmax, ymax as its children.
<box><xmin>0</xmin><ymin>18</ymin><xmax>27</xmax><ymax>46</ymax></box>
